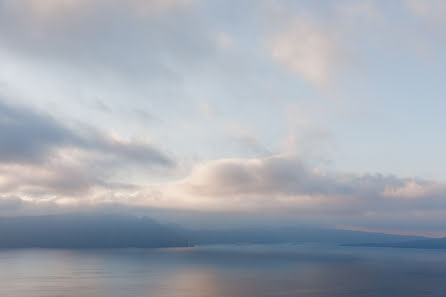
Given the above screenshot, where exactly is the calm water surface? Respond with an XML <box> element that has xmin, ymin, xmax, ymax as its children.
<box><xmin>1</xmin><ymin>244</ymin><xmax>446</xmax><ymax>297</ymax></box>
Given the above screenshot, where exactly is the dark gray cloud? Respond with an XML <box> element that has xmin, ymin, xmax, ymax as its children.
<box><xmin>0</xmin><ymin>100</ymin><xmax>75</xmax><ymax>163</ymax></box>
<box><xmin>0</xmin><ymin>98</ymin><xmax>174</xmax><ymax>167</ymax></box>
<box><xmin>85</xmin><ymin>133</ymin><xmax>174</xmax><ymax>167</ymax></box>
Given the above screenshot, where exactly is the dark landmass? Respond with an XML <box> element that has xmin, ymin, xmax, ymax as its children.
<box><xmin>0</xmin><ymin>214</ymin><xmax>426</xmax><ymax>248</ymax></box>
<box><xmin>187</xmin><ymin>227</ymin><xmax>423</xmax><ymax>245</ymax></box>
<box><xmin>344</xmin><ymin>237</ymin><xmax>446</xmax><ymax>249</ymax></box>
<box><xmin>0</xmin><ymin>214</ymin><xmax>189</xmax><ymax>248</ymax></box>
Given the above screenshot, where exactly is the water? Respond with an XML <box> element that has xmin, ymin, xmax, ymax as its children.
<box><xmin>1</xmin><ymin>244</ymin><xmax>446</xmax><ymax>297</ymax></box>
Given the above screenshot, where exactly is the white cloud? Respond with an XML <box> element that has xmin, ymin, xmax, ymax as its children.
<box><xmin>382</xmin><ymin>179</ymin><xmax>445</xmax><ymax>199</ymax></box>
<box><xmin>129</xmin><ymin>154</ymin><xmax>446</xmax><ymax>215</ymax></box>
<box><xmin>3</xmin><ymin>151</ymin><xmax>446</xmax><ymax>233</ymax></box>
<box><xmin>269</xmin><ymin>17</ymin><xmax>343</xmax><ymax>86</ymax></box>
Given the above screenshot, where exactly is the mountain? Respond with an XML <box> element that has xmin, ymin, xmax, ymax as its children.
<box><xmin>0</xmin><ymin>214</ymin><xmax>189</xmax><ymax>248</ymax></box>
<box><xmin>0</xmin><ymin>214</ymin><xmax>427</xmax><ymax>248</ymax></box>
<box><xmin>345</xmin><ymin>237</ymin><xmax>446</xmax><ymax>249</ymax></box>
<box><xmin>187</xmin><ymin>227</ymin><xmax>424</xmax><ymax>245</ymax></box>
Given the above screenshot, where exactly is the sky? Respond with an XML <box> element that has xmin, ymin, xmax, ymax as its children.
<box><xmin>0</xmin><ymin>0</ymin><xmax>446</xmax><ymax>236</ymax></box>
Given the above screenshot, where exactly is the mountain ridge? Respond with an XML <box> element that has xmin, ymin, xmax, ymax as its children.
<box><xmin>0</xmin><ymin>214</ymin><xmax>428</xmax><ymax>248</ymax></box>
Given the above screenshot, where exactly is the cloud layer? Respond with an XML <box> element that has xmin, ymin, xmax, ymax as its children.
<box><xmin>0</xmin><ymin>0</ymin><xmax>446</xmax><ymax>236</ymax></box>
<box><xmin>0</xmin><ymin>99</ymin><xmax>174</xmax><ymax>201</ymax></box>
<box><xmin>3</xmin><ymin>151</ymin><xmax>446</xmax><ymax>234</ymax></box>
<box><xmin>1</xmin><ymin>96</ymin><xmax>446</xmax><ymax>234</ymax></box>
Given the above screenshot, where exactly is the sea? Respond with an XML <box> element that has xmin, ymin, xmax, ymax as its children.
<box><xmin>1</xmin><ymin>244</ymin><xmax>446</xmax><ymax>297</ymax></box>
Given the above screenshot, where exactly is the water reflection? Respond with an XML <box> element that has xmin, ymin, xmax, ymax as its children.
<box><xmin>1</xmin><ymin>245</ymin><xmax>446</xmax><ymax>297</ymax></box>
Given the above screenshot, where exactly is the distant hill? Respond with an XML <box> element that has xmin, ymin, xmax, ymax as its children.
<box><xmin>187</xmin><ymin>227</ymin><xmax>424</xmax><ymax>245</ymax></box>
<box><xmin>345</xmin><ymin>237</ymin><xmax>446</xmax><ymax>249</ymax></box>
<box><xmin>0</xmin><ymin>214</ymin><xmax>189</xmax><ymax>248</ymax></box>
<box><xmin>0</xmin><ymin>214</ymin><xmax>427</xmax><ymax>248</ymax></box>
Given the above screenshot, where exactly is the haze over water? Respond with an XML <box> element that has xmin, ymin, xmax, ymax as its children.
<box><xmin>1</xmin><ymin>244</ymin><xmax>446</xmax><ymax>297</ymax></box>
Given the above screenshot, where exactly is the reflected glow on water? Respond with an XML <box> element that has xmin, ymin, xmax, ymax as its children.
<box><xmin>1</xmin><ymin>245</ymin><xmax>446</xmax><ymax>297</ymax></box>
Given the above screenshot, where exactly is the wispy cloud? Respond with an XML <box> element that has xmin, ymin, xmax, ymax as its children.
<box><xmin>269</xmin><ymin>18</ymin><xmax>341</xmax><ymax>86</ymax></box>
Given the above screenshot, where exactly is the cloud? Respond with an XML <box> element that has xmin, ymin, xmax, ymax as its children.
<box><xmin>1</xmin><ymin>0</ymin><xmax>195</xmax><ymax>22</ymax></box>
<box><xmin>0</xmin><ymin>99</ymin><xmax>174</xmax><ymax>167</ymax></box>
<box><xmin>18</xmin><ymin>0</ymin><xmax>194</xmax><ymax>18</ymax></box>
<box><xmin>0</xmin><ymin>0</ymin><xmax>210</xmax><ymax>84</ymax></box>
<box><xmin>121</xmin><ymin>154</ymin><xmax>446</xmax><ymax>232</ymax></box>
<box><xmin>229</xmin><ymin>127</ymin><xmax>271</xmax><ymax>157</ymax></box>
<box><xmin>270</xmin><ymin>19</ymin><xmax>338</xmax><ymax>85</ymax></box>
<box><xmin>382</xmin><ymin>180</ymin><xmax>446</xmax><ymax>200</ymax></box>
<box><xmin>0</xmin><ymin>149</ymin><xmax>103</xmax><ymax>196</ymax></box>
<box><xmin>0</xmin><ymin>100</ymin><xmax>75</xmax><ymax>164</ymax></box>
<box><xmin>282</xmin><ymin>105</ymin><xmax>334</xmax><ymax>158</ymax></box>
<box><xmin>2</xmin><ymin>149</ymin><xmax>446</xmax><ymax>234</ymax></box>
<box><xmin>0</xmin><ymin>99</ymin><xmax>174</xmax><ymax>199</ymax></box>
<box><xmin>83</xmin><ymin>132</ymin><xmax>174</xmax><ymax>168</ymax></box>
<box><xmin>175</xmin><ymin>155</ymin><xmax>379</xmax><ymax>200</ymax></box>
<box><xmin>0</xmin><ymin>0</ymin><xmax>445</xmax><ymax>237</ymax></box>
<box><xmin>405</xmin><ymin>0</ymin><xmax>446</xmax><ymax>23</ymax></box>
